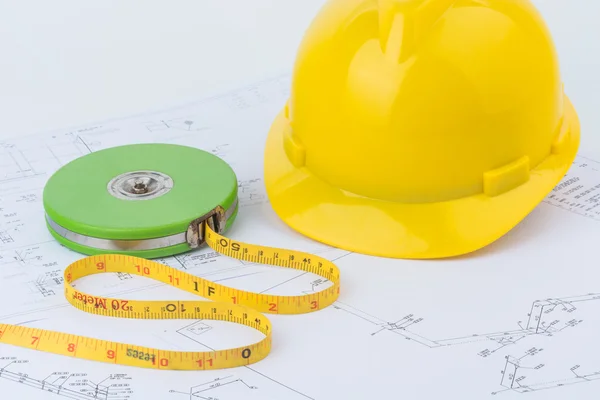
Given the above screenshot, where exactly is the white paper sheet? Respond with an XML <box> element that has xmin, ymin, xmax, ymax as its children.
<box><xmin>1</xmin><ymin>74</ymin><xmax>600</xmax><ymax>400</ymax></box>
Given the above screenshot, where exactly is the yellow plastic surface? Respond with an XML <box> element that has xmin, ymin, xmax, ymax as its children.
<box><xmin>264</xmin><ymin>0</ymin><xmax>581</xmax><ymax>259</ymax></box>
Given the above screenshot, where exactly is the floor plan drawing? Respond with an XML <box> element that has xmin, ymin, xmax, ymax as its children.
<box><xmin>0</xmin><ymin>142</ymin><xmax>39</xmax><ymax>183</ymax></box>
<box><xmin>543</xmin><ymin>157</ymin><xmax>600</xmax><ymax>221</ymax></box>
<box><xmin>168</xmin><ymin>371</ymin><xmax>314</xmax><ymax>400</ymax></box>
<box><xmin>493</xmin><ymin>349</ymin><xmax>600</xmax><ymax>395</ymax></box>
<box><xmin>333</xmin><ymin>291</ymin><xmax>594</xmax><ymax>352</ymax></box>
<box><xmin>324</xmin><ymin>285</ymin><xmax>600</xmax><ymax>396</ymax></box>
<box><xmin>143</xmin><ymin>118</ymin><xmax>210</xmax><ymax>133</ymax></box>
<box><xmin>28</xmin><ymin>269</ymin><xmax>64</xmax><ymax>298</ymax></box>
<box><xmin>0</xmin><ymin>230</ymin><xmax>14</xmax><ymax>245</ymax></box>
<box><xmin>169</xmin><ymin>375</ymin><xmax>259</xmax><ymax>400</ymax></box>
<box><xmin>0</xmin><ymin>356</ymin><xmax>133</xmax><ymax>400</ymax></box>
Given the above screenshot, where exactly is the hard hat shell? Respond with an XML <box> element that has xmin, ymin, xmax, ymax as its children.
<box><xmin>263</xmin><ymin>0</ymin><xmax>581</xmax><ymax>259</ymax></box>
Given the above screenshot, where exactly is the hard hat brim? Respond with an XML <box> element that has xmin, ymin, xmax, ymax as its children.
<box><xmin>263</xmin><ymin>95</ymin><xmax>581</xmax><ymax>259</ymax></box>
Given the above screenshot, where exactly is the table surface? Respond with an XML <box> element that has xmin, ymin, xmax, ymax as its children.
<box><xmin>0</xmin><ymin>0</ymin><xmax>598</xmax><ymax>154</ymax></box>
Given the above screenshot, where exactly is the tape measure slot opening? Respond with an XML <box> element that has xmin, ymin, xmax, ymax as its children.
<box><xmin>185</xmin><ymin>205</ymin><xmax>227</xmax><ymax>249</ymax></box>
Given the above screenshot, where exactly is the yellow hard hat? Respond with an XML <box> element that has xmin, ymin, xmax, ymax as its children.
<box><xmin>263</xmin><ymin>0</ymin><xmax>581</xmax><ymax>259</ymax></box>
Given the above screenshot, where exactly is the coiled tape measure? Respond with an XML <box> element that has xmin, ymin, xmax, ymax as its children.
<box><xmin>0</xmin><ymin>143</ymin><xmax>340</xmax><ymax>370</ymax></box>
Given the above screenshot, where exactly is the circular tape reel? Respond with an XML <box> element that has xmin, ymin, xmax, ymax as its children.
<box><xmin>43</xmin><ymin>143</ymin><xmax>239</xmax><ymax>258</ymax></box>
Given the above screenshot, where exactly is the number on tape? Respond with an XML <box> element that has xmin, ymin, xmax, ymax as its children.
<box><xmin>0</xmin><ymin>224</ymin><xmax>340</xmax><ymax>370</ymax></box>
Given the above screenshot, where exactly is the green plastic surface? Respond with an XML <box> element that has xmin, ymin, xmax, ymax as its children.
<box><xmin>43</xmin><ymin>143</ymin><xmax>238</xmax><ymax>240</ymax></box>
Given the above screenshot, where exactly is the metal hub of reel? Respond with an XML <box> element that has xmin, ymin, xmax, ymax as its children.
<box><xmin>107</xmin><ymin>170</ymin><xmax>174</xmax><ymax>201</ymax></box>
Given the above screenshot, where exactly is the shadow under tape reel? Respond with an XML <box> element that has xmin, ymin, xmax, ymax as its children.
<box><xmin>43</xmin><ymin>143</ymin><xmax>239</xmax><ymax>258</ymax></box>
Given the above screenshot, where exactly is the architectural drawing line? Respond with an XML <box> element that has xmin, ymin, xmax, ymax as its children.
<box><xmin>245</xmin><ymin>366</ymin><xmax>315</xmax><ymax>400</ymax></box>
<box><xmin>76</xmin><ymin>136</ymin><xmax>93</xmax><ymax>154</ymax></box>
<box><xmin>173</xmin><ymin>321</ymin><xmax>316</xmax><ymax>400</ymax></box>
<box><xmin>493</xmin><ymin>352</ymin><xmax>600</xmax><ymax>395</ymax></box>
<box><xmin>331</xmin><ymin>291</ymin><xmax>597</xmax><ymax>351</ymax></box>
<box><xmin>0</xmin><ymin>360</ymin><xmax>132</xmax><ymax>400</ymax></box>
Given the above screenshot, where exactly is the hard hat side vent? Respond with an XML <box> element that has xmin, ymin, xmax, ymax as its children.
<box><xmin>283</xmin><ymin>125</ymin><xmax>306</xmax><ymax>168</ymax></box>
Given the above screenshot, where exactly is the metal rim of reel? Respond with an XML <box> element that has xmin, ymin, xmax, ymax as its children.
<box><xmin>45</xmin><ymin>197</ymin><xmax>239</xmax><ymax>252</ymax></box>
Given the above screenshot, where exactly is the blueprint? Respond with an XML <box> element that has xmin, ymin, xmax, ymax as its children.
<box><xmin>1</xmin><ymin>74</ymin><xmax>600</xmax><ymax>399</ymax></box>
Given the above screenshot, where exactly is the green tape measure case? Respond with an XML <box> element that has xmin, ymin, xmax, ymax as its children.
<box><xmin>43</xmin><ymin>143</ymin><xmax>239</xmax><ymax>258</ymax></box>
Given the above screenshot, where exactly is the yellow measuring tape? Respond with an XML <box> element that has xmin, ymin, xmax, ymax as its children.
<box><xmin>0</xmin><ymin>224</ymin><xmax>340</xmax><ymax>370</ymax></box>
